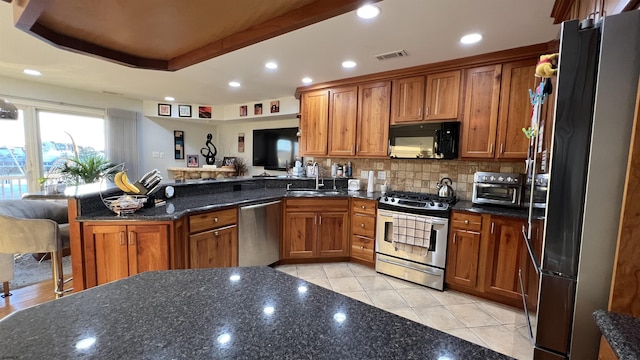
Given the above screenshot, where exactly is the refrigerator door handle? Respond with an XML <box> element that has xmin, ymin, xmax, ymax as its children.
<box><xmin>521</xmin><ymin>225</ymin><xmax>541</xmax><ymax>275</ymax></box>
<box><xmin>518</xmin><ymin>268</ymin><xmax>535</xmax><ymax>344</ymax></box>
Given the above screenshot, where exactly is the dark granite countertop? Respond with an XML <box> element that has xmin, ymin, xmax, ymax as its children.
<box><xmin>0</xmin><ymin>267</ymin><xmax>511</xmax><ymax>359</ymax></box>
<box><xmin>593</xmin><ymin>309</ymin><xmax>640</xmax><ymax>360</ymax></box>
<box><xmin>76</xmin><ymin>187</ymin><xmax>381</xmax><ymax>222</ymax></box>
<box><xmin>453</xmin><ymin>200</ymin><xmax>546</xmax><ymax>220</ymax></box>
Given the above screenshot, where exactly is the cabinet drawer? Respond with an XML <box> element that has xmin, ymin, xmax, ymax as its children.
<box><xmin>352</xmin><ymin>198</ymin><xmax>376</xmax><ymax>215</ymax></box>
<box><xmin>189</xmin><ymin>208</ymin><xmax>237</xmax><ymax>234</ymax></box>
<box><xmin>451</xmin><ymin>212</ymin><xmax>482</xmax><ymax>232</ymax></box>
<box><xmin>351</xmin><ymin>235</ymin><xmax>375</xmax><ymax>262</ymax></box>
<box><xmin>286</xmin><ymin>198</ymin><xmax>349</xmax><ymax>212</ymax></box>
<box><xmin>351</xmin><ymin>213</ymin><xmax>375</xmax><ymax>238</ymax></box>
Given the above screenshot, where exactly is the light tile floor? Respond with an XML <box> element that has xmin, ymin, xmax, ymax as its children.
<box><xmin>275</xmin><ymin>262</ymin><xmax>534</xmax><ymax>360</ymax></box>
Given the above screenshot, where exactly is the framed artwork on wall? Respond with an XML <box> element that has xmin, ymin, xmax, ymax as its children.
<box><xmin>178</xmin><ymin>105</ymin><xmax>192</xmax><ymax>117</ymax></box>
<box><xmin>254</xmin><ymin>103</ymin><xmax>262</xmax><ymax>115</ymax></box>
<box><xmin>187</xmin><ymin>154</ymin><xmax>199</xmax><ymax>167</ymax></box>
<box><xmin>198</xmin><ymin>106</ymin><xmax>212</xmax><ymax>118</ymax></box>
<box><xmin>174</xmin><ymin>130</ymin><xmax>184</xmax><ymax>159</ymax></box>
<box><xmin>158</xmin><ymin>103</ymin><xmax>171</xmax><ymax>116</ymax></box>
<box><xmin>240</xmin><ymin>105</ymin><xmax>248</xmax><ymax>117</ymax></box>
<box><xmin>270</xmin><ymin>100</ymin><xmax>280</xmax><ymax>113</ymax></box>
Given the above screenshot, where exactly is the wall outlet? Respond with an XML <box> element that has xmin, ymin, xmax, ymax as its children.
<box><xmin>152</xmin><ymin>151</ymin><xmax>160</xmax><ymax>158</ymax></box>
<box><xmin>377</xmin><ymin>171</ymin><xmax>386</xmax><ymax>180</ymax></box>
<box><xmin>360</xmin><ymin>170</ymin><xmax>368</xmax><ymax>179</ymax></box>
<box><xmin>326</xmin><ymin>158</ymin><xmax>331</xmax><ymax>166</ymax></box>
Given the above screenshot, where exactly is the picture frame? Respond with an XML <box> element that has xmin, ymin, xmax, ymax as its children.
<box><xmin>174</xmin><ymin>130</ymin><xmax>184</xmax><ymax>159</ymax></box>
<box><xmin>186</xmin><ymin>154</ymin><xmax>199</xmax><ymax>168</ymax></box>
<box><xmin>158</xmin><ymin>103</ymin><xmax>171</xmax><ymax>116</ymax></box>
<box><xmin>198</xmin><ymin>106</ymin><xmax>212</xmax><ymax>119</ymax></box>
<box><xmin>240</xmin><ymin>105</ymin><xmax>248</xmax><ymax>117</ymax></box>
<box><xmin>222</xmin><ymin>156</ymin><xmax>237</xmax><ymax>167</ymax></box>
<box><xmin>270</xmin><ymin>100</ymin><xmax>280</xmax><ymax>113</ymax></box>
<box><xmin>178</xmin><ymin>105</ymin><xmax>192</xmax><ymax>118</ymax></box>
<box><xmin>254</xmin><ymin>103</ymin><xmax>263</xmax><ymax>115</ymax></box>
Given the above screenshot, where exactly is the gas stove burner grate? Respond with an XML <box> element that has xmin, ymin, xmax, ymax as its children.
<box><xmin>378</xmin><ymin>190</ymin><xmax>457</xmax><ymax>217</ymax></box>
<box><xmin>382</xmin><ymin>191</ymin><xmax>457</xmax><ymax>205</ymax></box>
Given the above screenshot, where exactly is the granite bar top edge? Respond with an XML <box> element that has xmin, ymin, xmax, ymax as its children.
<box><xmin>594</xmin><ymin>309</ymin><xmax>640</xmax><ymax>360</ymax></box>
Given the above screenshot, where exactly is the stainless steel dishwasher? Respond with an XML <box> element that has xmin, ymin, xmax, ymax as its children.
<box><xmin>238</xmin><ymin>200</ymin><xmax>281</xmax><ymax>266</ymax></box>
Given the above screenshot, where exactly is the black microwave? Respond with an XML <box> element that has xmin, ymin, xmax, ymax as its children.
<box><xmin>388</xmin><ymin>122</ymin><xmax>459</xmax><ymax>159</ymax></box>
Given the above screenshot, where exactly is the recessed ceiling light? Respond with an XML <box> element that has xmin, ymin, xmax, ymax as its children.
<box><xmin>265</xmin><ymin>62</ymin><xmax>278</xmax><ymax>69</ymax></box>
<box><xmin>302</xmin><ymin>77</ymin><xmax>313</xmax><ymax>84</ymax></box>
<box><xmin>164</xmin><ymin>96</ymin><xmax>175</xmax><ymax>101</ymax></box>
<box><xmin>357</xmin><ymin>4</ymin><xmax>380</xmax><ymax>19</ymax></box>
<box><xmin>23</xmin><ymin>69</ymin><xmax>42</xmax><ymax>76</ymax></box>
<box><xmin>228</xmin><ymin>81</ymin><xmax>241</xmax><ymax>87</ymax></box>
<box><xmin>460</xmin><ymin>33</ymin><xmax>483</xmax><ymax>45</ymax></box>
<box><xmin>342</xmin><ymin>60</ymin><xmax>357</xmax><ymax>69</ymax></box>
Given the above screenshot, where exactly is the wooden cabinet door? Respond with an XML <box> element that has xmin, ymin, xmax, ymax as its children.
<box><xmin>317</xmin><ymin>211</ymin><xmax>349</xmax><ymax>257</ymax></box>
<box><xmin>446</xmin><ymin>228</ymin><xmax>481</xmax><ymax>288</ymax></box>
<box><xmin>84</xmin><ymin>225</ymin><xmax>129</xmax><ymax>286</ymax></box>
<box><xmin>496</xmin><ymin>59</ymin><xmax>538</xmax><ymax>159</ymax></box>
<box><xmin>300</xmin><ymin>89</ymin><xmax>329</xmax><ymax>156</ymax></box>
<box><xmin>189</xmin><ymin>225</ymin><xmax>238</xmax><ymax>268</ymax></box>
<box><xmin>391</xmin><ymin>76</ymin><xmax>425</xmax><ymax>124</ymax></box>
<box><xmin>356</xmin><ymin>81</ymin><xmax>391</xmax><ymax>157</ymax></box>
<box><xmin>127</xmin><ymin>225</ymin><xmax>170</xmax><ymax>276</ymax></box>
<box><xmin>484</xmin><ymin>217</ymin><xmax>529</xmax><ymax>300</ymax></box>
<box><xmin>425</xmin><ymin>70</ymin><xmax>461</xmax><ymax>120</ymax></box>
<box><xmin>283</xmin><ymin>212</ymin><xmax>316</xmax><ymax>259</ymax></box>
<box><xmin>460</xmin><ymin>65</ymin><xmax>502</xmax><ymax>158</ymax></box>
<box><xmin>328</xmin><ymin>86</ymin><xmax>358</xmax><ymax>156</ymax></box>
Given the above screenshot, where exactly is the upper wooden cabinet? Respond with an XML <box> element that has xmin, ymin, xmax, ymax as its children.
<box><xmin>328</xmin><ymin>86</ymin><xmax>358</xmax><ymax>157</ymax></box>
<box><xmin>299</xmin><ymin>82</ymin><xmax>390</xmax><ymax>158</ymax></box>
<box><xmin>496</xmin><ymin>59</ymin><xmax>539</xmax><ymax>159</ymax></box>
<box><xmin>357</xmin><ymin>81</ymin><xmax>391</xmax><ymax>157</ymax></box>
<box><xmin>460</xmin><ymin>65</ymin><xmax>502</xmax><ymax>158</ymax></box>
<box><xmin>299</xmin><ymin>89</ymin><xmax>329</xmax><ymax>156</ymax></box>
<box><xmin>390</xmin><ymin>71</ymin><xmax>461</xmax><ymax>124</ymax></box>
<box><xmin>461</xmin><ymin>59</ymin><xmax>540</xmax><ymax>159</ymax></box>
<box><xmin>425</xmin><ymin>70</ymin><xmax>461</xmax><ymax>120</ymax></box>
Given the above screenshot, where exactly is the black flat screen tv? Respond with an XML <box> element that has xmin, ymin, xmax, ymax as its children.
<box><xmin>253</xmin><ymin>127</ymin><xmax>299</xmax><ymax>170</ymax></box>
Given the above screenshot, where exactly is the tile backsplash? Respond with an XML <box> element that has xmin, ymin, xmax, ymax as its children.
<box><xmin>309</xmin><ymin>158</ymin><xmax>525</xmax><ymax>200</ymax></box>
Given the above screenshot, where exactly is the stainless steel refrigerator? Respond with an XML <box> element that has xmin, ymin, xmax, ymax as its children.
<box><xmin>532</xmin><ymin>10</ymin><xmax>640</xmax><ymax>360</ymax></box>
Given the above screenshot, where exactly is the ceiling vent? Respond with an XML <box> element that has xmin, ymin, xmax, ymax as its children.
<box><xmin>375</xmin><ymin>50</ymin><xmax>408</xmax><ymax>61</ymax></box>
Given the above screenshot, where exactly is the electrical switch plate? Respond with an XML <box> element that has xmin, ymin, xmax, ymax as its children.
<box><xmin>152</xmin><ymin>151</ymin><xmax>160</xmax><ymax>158</ymax></box>
<box><xmin>159</xmin><ymin>152</ymin><xmax>165</xmax><ymax>159</ymax></box>
<box><xmin>360</xmin><ymin>170</ymin><xmax>368</xmax><ymax>179</ymax></box>
<box><xmin>377</xmin><ymin>171</ymin><xmax>386</xmax><ymax>180</ymax></box>
<box><xmin>326</xmin><ymin>158</ymin><xmax>331</xmax><ymax>166</ymax></box>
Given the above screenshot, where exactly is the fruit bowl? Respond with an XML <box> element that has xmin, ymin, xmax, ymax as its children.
<box><xmin>102</xmin><ymin>194</ymin><xmax>148</xmax><ymax>216</ymax></box>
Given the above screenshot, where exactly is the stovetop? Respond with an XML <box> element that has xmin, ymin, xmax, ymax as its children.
<box><xmin>378</xmin><ymin>191</ymin><xmax>456</xmax><ymax>216</ymax></box>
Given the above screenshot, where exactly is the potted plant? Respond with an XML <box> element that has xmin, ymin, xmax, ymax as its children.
<box><xmin>234</xmin><ymin>157</ymin><xmax>248</xmax><ymax>176</ymax></box>
<box><xmin>60</xmin><ymin>152</ymin><xmax>116</xmax><ymax>185</ymax></box>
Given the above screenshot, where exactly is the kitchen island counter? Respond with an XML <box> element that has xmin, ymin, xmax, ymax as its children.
<box><xmin>0</xmin><ymin>267</ymin><xmax>510</xmax><ymax>359</ymax></box>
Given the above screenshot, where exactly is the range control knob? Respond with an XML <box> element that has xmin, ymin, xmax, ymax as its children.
<box><xmin>490</xmin><ymin>176</ymin><xmax>496</xmax><ymax>181</ymax></box>
<box><xmin>437</xmin><ymin>202</ymin><xmax>443</xmax><ymax>207</ymax></box>
<box><xmin>384</xmin><ymin>197</ymin><xmax>388</xmax><ymax>202</ymax></box>
<box><xmin>506</xmin><ymin>176</ymin><xmax>513</xmax><ymax>182</ymax></box>
<box><xmin>498</xmin><ymin>176</ymin><xmax>504</xmax><ymax>182</ymax></box>
<box><xmin>482</xmin><ymin>176</ymin><xmax>488</xmax><ymax>181</ymax></box>
<box><xmin>391</xmin><ymin>198</ymin><xmax>396</xmax><ymax>202</ymax></box>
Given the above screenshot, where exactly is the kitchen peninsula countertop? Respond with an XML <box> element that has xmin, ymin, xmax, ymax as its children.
<box><xmin>593</xmin><ymin>309</ymin><xmax>640</xmax><ymax>360</ymax></box>
<box><xmin>0</xmin><ymin>267</ymin><xmax>511</xmax><ymax>359</ymax></box>
<box><xmin>453</xmin><ymin>200</ymin><xmax>545</xmax><ymax>219</ymax></box>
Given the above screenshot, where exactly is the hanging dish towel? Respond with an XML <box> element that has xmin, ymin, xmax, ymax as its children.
<box><xmin>392</xmin><ymin>214</ymin><xmax>432</xmax><ymax>256</ymax></box>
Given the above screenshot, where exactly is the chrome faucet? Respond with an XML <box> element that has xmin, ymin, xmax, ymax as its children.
<box><xmin>313</xmin><ymin>162</ymin><xmax>324</xmax><ymax>190</ymax></box>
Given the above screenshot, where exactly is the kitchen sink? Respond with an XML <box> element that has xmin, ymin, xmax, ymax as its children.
<box><xmin>285</xmin><ymin>189</ymin><xmax>346</xmax><ymax>196</ymax></box>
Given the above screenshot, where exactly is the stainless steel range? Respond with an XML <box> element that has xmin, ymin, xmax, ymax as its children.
<box><xmin>376</xmin><ymin>191</ymin><xmax>456</xmax><ymax>291</ymax></box>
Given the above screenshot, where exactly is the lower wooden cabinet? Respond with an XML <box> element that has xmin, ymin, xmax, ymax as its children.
<box><xmin>446</xmin><ymin>210</ymin><xmax>542</xmax><ymax>309</ymax></box>
<box><xmin>282</xmin><ymin>198</ymin><xmax>349</xmax><ymax>259</ymax></box>
<box><xmin>82</xmin><ymin>223</ymin><xmax>170</xmax><ymax>287</ymax></box>
<box><xmin>188</xmin><ymin>208</ymin><xmax>238</xmax><ymax>268</ymax></box>
<box><xmin>349</xmin><ymin>198</ymin><xmax>377</xmax><ymax>264</ymax></box>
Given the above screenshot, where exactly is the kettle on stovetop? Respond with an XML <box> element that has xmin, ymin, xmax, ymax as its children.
<box><xmin>437</xmin><ymin>177</ymin><xmax>454</xmax><ymax>198</ymax></box>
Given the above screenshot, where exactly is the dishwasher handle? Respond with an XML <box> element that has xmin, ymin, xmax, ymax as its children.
<box><xmin>240</xmin><ymin>200</ymin><xmax>282</xmax><ymax>210</ymax></box>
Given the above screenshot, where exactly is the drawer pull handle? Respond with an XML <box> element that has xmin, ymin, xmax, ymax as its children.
<box><xmin>360</xmin><ymin>246</ymin><xmax>365</xmax><ymax>250</ymax></box>
<box><xmin>361</xmin><ymin>205</ymin><xmax>366</xmax><ymax>209</ymax></box>
<box><xmin>464</xmin><ymin>219</ymin><xmax>469</xmax><ymax>224</ymax></box>
<box><xmin>214</xmin><ymin>231</ymin><xmax>219</xmax><ymax>236</ymax></box>
<box><xmin>361</xmin><ymin>223</ymin><xmax>365</xmax><ymax>228</ymax></box>
<box><xmin>214</xmin><ymin>217</ymin><xmax>219</xmax><ymax>222</ymax></box>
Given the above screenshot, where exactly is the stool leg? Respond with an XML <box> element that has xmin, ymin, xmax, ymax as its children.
<box><xmin>2</xmin><ymin>281</ymin><xmax>9</xmax><ymax>297</ymax></box>
<box><xmin>51</xmin><ymin>250</ymin><xmax>64</xmax><ymax>298</ymax></box>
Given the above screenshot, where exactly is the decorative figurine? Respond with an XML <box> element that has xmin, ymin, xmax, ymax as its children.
<box><xmin>200</xmin><ymin>133</ymin><xmax>218</xmax><ymax>165</ymax></box>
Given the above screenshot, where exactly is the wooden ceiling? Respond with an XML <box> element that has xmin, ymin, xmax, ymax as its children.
<box><xmin>8</xmin><ymin>0</ymin><xmax>379</xmax><ymax>71</ymax></box>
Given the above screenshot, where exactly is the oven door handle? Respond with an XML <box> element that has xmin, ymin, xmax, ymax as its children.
<box><xmin>377</xmin><ymin>257</ymin><xmax>442</xmax><ymax>277</ymax></box>
<box><xmin>377</xmin><ymin>213</ymin><xmax>447</xmax><ymax>226</ymax></box>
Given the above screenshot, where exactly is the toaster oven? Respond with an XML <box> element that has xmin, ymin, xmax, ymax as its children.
<box><xmin>472</xmin><ymin>172</ymin><xmax>525</xmax><ymax>208</ymax></box>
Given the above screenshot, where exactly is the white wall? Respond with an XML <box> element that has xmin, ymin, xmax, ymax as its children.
<box><xmin>215</xmin><ymin>118</ymin><xmax>299</xmax><ymax>176</ymax></box>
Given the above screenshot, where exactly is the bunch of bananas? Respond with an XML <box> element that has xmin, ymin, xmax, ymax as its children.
<box><xmin>114</xmin><ymin>171</ymin><xmax>141</xmax><ymax>194</ymax></box>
